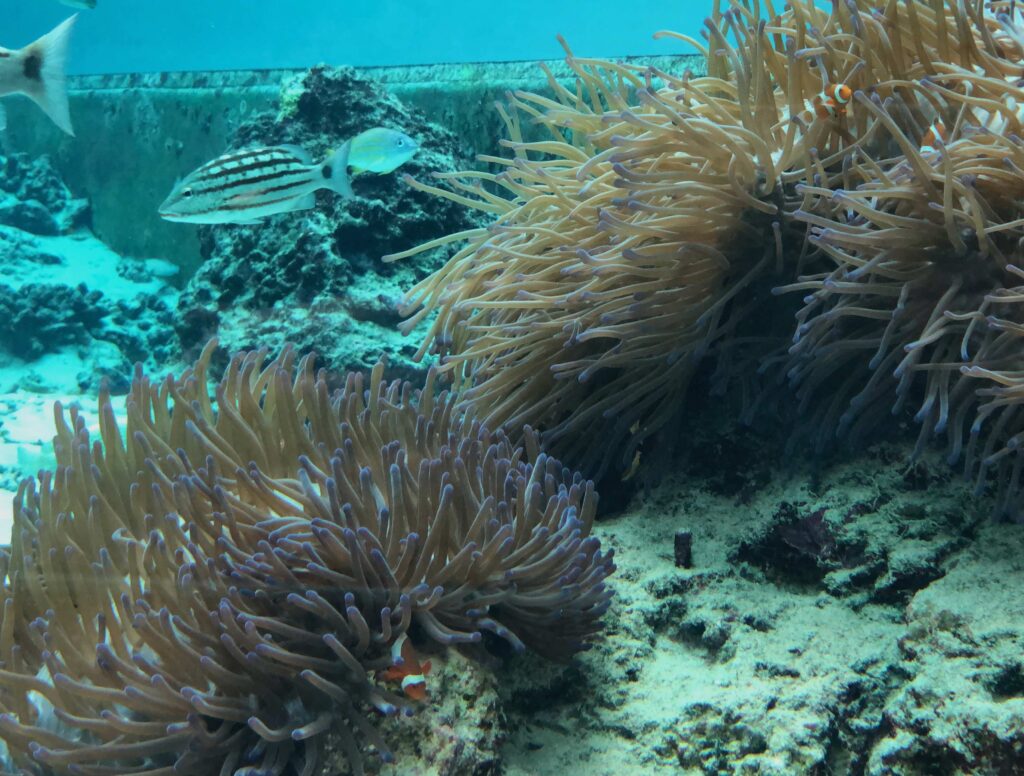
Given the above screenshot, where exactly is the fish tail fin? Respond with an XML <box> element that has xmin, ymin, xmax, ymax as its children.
<box><xmin>18</xmin><ymin>15</ymin><xmax>77</xmax><ymax>136</ymax></box>
<box><xmin>324</xmin><ymin>140</ymin><xmax>354</xmax><ymax>198</ymax></box>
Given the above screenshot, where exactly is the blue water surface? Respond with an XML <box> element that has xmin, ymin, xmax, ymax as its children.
<box><xmin>4</xmin><ymin>1</ymin><xmax>708</xmax><ymax>74</ymax></box>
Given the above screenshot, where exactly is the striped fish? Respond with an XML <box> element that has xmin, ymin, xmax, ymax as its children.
<box><xmin>812</xmin><ymin>83</ymin><xmax>853</xmax><ymax>120</ymax></box>
<box><xmin>158</xmin><ymin>142</ymin><xmax>353</xmax><ymax>224</ymax></box>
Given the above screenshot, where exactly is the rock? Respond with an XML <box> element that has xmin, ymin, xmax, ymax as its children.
<box><xmin>0</xmin><ymin>283</ymin><xmax>107</xmax><ymax>359</ymax></box>
<box><xmin>0</xmin><ymin>198</ymin><xmax>59</xmax><ymax>236</ymax></box>
<box><xmin>0</xmin><ymin>155</ymin><xmax>182</xmax><ymax>390</ymax></box>
<box><xmin>0</xmin><ymin>153</ymin><xmax>90</xmax><ymax>233</ymax></box>
<box><xmin>176</xmin><ymin>65</ymin><xmax>484</xmax><ymax>377</ymax></box>
<box><xmin>0</xmin><ymin>226</ymin><xmax>61</xmax><ymax>264</ymax></box>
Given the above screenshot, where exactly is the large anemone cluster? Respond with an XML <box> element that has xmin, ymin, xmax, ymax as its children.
<box><xmin>390</xmin><ymin>0</ymin><xmax>1024</xmax><ymax>515</ymax></box>
<box><xmin>0</xmin><ymin>341</ymin><xmax>613</xmax><ymax>774</ymax></box>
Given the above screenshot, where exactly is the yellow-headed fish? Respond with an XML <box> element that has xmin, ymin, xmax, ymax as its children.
<box><xmin>348</xmin><ymin>127</ymin><xmax>418</xmax><ymax>174</ymax></box>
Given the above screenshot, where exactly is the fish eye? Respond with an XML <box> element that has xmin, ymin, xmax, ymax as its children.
<box><xmin>182</xmin><ymin>187</ymin><xmax>194</xmax><ymax>198</ymax></box>
<box><xmin>396</xmin><ymin>138</ymin><xmax>406</xmax><ymax>147</ymax></box>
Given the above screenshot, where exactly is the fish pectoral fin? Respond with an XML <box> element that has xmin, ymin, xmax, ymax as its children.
<box><xmin>224</xmin><ymin>191</ymin><xmax>266</xmax><ymax>206</ymax></box>
<box><xmin>283</xmin><ymin>192</ymin><xmax>316</xmax><ymax>213</ymax></box>
<box><xmin>0</xmin><ymin>103</ymin><xmax>6</xmax><ymax>133</ymax></box>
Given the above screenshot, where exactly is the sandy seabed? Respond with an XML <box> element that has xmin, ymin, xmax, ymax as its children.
<box><xmin>494</xmin><ymin>425</ymin><xmax>1024</xmax><ymax>776</ymax></box>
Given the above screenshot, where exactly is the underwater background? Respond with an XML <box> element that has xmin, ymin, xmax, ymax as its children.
<box><xmin>7</xmin><ymin>2</ymin><xmax>690</xmax><ymax>72</ymax></box>
<box><xmin>1</xmin><ymin>1</ymin><xmax>1024</xmax><ymax>775</ymax></box>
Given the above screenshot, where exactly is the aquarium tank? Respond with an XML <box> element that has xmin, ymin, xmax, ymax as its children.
<box><xmin>1</xmin><ymin>1</ymin><xmax>1023</xmax><ymax>774</ymax></box>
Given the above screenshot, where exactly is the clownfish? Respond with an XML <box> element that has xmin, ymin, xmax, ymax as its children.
<box><xmin>813</xmin><ymin>84</ymin><xmax>853</xmax><ymax>120</ymax></box>
<box><xmin>379</xmin><ymin>634</ymin><xmax>432</xmax><ymax>701</ymax></box>
<box><xmin>920</xmin><ymin>121</ymin><xmax>947</xmax><ymax>151</ymax></box>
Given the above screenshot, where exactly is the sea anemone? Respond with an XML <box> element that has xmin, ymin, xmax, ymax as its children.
<box><xmin>384</xmin><ymin>18</ymin><xmax>841</xmax><ymax>478</ymax></box>
<box><xmin>767</xmin><ymin>1</ymin><xmax>1024</xmax><ymax>518</ymax></box>
<box><xmin>389</xmin><ymin>0</ymin><xmax>1024</xmax><ymax>515</ymax></box>
<box><xmin>959</xmin><ymin>263</ymin><xmax>1024</xmax><ymax>515</ymax></box>
<box><xmin>0</xmin><ymin>340</ymin><xmax>614</xmax><ymax>774</ymax></box>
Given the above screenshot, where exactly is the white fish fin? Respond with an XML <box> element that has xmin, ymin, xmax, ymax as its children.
<box><xmin>17</xmin><ymin>15</ymin><xmax>76</xmax><ymax>136</ymax></box>
<box><xmin>276</xmin><ymin>144</ymin><xmax>313</xmax><ymax>164</ymax></box>
<box><xmin>322</xmin><ymin>140</ymin><xmax>354</xmax><ymax>198</ymax></box>
<box><xmin>283</xmin><ymin>192</ymin><xmax>316</xmax><ymax>213</ymax></box>
<box><xmin>225</xmin><ymin>191</ymin><xmax>264</xmax><ymax>206</ymax></box>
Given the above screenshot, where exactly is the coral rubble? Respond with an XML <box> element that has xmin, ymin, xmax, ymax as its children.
<box><xmin>499</xmin><ymin>414</ymin><xmax>1024</xmax><ymax>775</ymax></box>
<box><xmin>0</xmin><ymin>153</ymin><xmax>179</xmax><ymax>395</ymax></box>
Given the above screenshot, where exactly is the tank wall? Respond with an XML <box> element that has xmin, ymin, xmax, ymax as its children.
<box><xmin>5</xmin><ymin>2</ymin><xmax>704</xmax><ymax>74</ymax></box>
<box><xmin>1</xmin><ymin>55</ymin><xmax>699</xmax><ymax>275</ymax></box>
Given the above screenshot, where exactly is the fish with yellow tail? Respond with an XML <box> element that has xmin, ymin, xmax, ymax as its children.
<box><xmin>0</xmin><ymin>16</ymin><xmax>77</xmax><ymax>136</ymax></box>
<box><xmin>378</xmin><ymin>634</ymin><xmax>432</xmax><ymax>702</ymax></box>
<box><xmin>349</xmin><ymin>127</ymin><xmax>418</xmax><ymax>174</ymax></box>
<box><xmin>159</xmin><ymin>142</ymin><xmax>354</xmax><ymax>224</ymax></box>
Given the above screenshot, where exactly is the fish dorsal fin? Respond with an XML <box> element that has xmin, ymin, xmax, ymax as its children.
<box><xmin>275</xmin><ymin>144</ymin><xmax>313</xmax><ymax>164</ymax></box>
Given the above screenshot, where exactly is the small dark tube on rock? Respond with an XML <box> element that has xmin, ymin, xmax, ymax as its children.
<box><xmin>674</xmin><ymin>530</ymin><xmax>693</xmax><ymax>569</ymax></box>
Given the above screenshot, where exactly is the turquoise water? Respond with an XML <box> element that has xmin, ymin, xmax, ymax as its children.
<box><xmin>7</xmin><ymin>0</ymin><xmax>703</xmax><ymax>73</ymax></box>
<box><xmin>2</xmin><ymin>2</ymin><xmax>1024</xmax><ymax>775</ymax></box>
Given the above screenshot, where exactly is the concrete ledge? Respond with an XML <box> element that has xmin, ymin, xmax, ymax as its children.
<box><xmin>1</xmin><ymin>55</ymin><xmax>702</xmax><ymax>275</ymax></box>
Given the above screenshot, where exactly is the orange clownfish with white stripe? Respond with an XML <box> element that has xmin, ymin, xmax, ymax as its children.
<box><xmin>920</xmin><ymin>121</ymin><xmax>947</xmax><ymax>151</ymax></box>
<box><xmin>813</xmin><ymin>84</ymin><xmax>854</xmax><ymax>120</ymax></box>
<box><xmin>379</xmin><ymin>634</ymin><xmax>432</xmax><ymax>701</ymax></box>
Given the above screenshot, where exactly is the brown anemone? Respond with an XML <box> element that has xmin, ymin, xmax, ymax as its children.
<box><xmin>0</xmin><ymin>341</ymin><xmax>613</xmax><ymax>774</ymax></box>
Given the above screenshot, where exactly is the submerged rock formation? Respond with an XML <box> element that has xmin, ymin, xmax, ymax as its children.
<box><xmin>0</xmin><ymin>152</ymin><xmax>89</xmax><ymax>235</ymax></box>
<box><xmin>176</xmin><ymin>66</ymin><xmax>483</xmax><ymax>381</ymax></box>
<box><xmin>0</xmin><ymin>153</ymin><xmax>179</xmax><ymax>395</ymax></box>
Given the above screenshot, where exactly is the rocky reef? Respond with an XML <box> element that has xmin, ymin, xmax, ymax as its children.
<box><xmin>0</xmin><ymin>152</ymin><xmax>89</xmax><ymax>235</ymax></box>
<box><xmin>175</xmin><ymin>66</ymin><xmax>483</xmax><ymax>380</ymax></box>
<box><xmin>0</xmin><ymin>152</ymin><xmax>180</xmax><ymax>392</ymax></box>
<box><xmin>0</xmin><ymin>152</ymin><xmax>180</xmax><ymax>500</ymax></box>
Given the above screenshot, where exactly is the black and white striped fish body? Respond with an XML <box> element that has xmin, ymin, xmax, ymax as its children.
<box><xmin>158</xmin><ymin>142</ymin><xmax>353</xmax><ymax>224</ymax></box>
